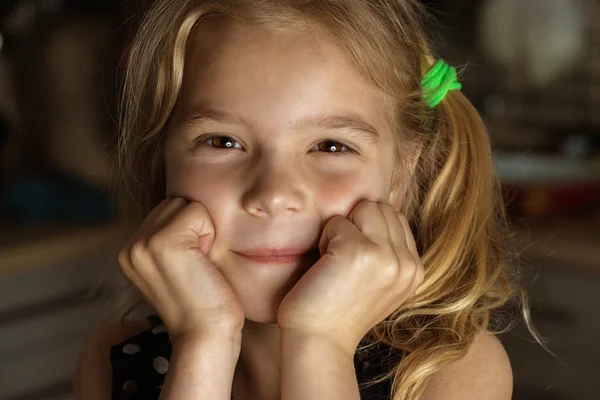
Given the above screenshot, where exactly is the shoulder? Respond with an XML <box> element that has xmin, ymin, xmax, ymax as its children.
<box><xmin>421</xmin><ymin>332</ymin><xmax>513</xmax><ymax>400</ymax></box>
<box><xmin>74</xmin><ymin>319</ymin><xmax>151</xmax><ymax>400</ymax></box>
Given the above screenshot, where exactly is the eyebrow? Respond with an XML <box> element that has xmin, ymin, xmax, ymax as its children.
<box><xmin>184</xmin><ymin>109</ymin><xmax>380</xmax><ymax>145</ymax></box>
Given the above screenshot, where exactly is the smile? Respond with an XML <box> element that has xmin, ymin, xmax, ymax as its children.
<box><xmin>237</xmin><ymin>253</ymin><xmax>306</xmax><ymax>264</ymax></box>
<box><xmin>235</xmin><ymin>247</ymin><xmax>319</xmax><ymax>264</ymax></box>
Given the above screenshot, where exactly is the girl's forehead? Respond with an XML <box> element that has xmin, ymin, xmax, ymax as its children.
<box><xmin>185</xmin><ymin>21</ymin><xmax>349</xmax><ymax>87</ymax></box>
<box><xmin>179</xmin><ymin>21</ymin><xmax>393</xmax><ymax>133</ymax></box>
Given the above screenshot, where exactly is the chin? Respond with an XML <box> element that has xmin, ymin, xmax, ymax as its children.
<box><xmin>245</xmin><ymin>310</ymin><xmax>278</xmax><ymax>325</ymax></box>
<box><xmin>216</xmin><ymin>249</ymin><xmax>314</xmax><ymax>325</ymax></box>
<box><xmin>238</xmin><ymin>286</ymin><xmax>288</xmax><ymax>325</ymax></box>
<box><xmin>218</xmin><ymin>269</ymin><xmax>298</xmax><ymax>325</ymax></box>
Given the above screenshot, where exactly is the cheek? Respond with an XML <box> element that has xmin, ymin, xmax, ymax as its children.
<box><xmin>166</xmin><ymin>144</ymin><xmax>239</xmax><ymax>197</ymax></box>
<box><xmin>314</xmin><ymin>167</ymin><xmax>390</xmax><ymax>217</ymax></box>
<box><xmin>165</xmin><ymin>160</ymin><xmax>239</xmax><ymax>226</ymax></box>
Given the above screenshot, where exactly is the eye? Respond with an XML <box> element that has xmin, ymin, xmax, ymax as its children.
<box><xmin>312</xmin><ymin>140</ymin><xmax>357</xmax><ymax>154</ymax></box>
<box><xmin>196</xmin><ymin>136</ymin><xmax>357</xmax><ymax>155</ymax></box>
<box><xmin>200</xmin><ymin>135</ymin><xmax>243</xmax><ymax>150</ymax></box>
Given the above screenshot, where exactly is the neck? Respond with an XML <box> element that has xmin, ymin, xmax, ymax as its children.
<box><xmin>233</xmin><ymin>320</ymin><xmax>282</xmax><ymax>400</ymax></box>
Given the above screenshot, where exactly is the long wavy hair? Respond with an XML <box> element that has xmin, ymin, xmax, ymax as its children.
<box><xmin>110</xmin><ymin>1</ymin><xmax>535</xmax><ymax>398</ymax></box>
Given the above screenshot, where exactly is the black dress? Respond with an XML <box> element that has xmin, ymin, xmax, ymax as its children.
<box><xmin>110</xmin><ymin>315</ymin><xmax>402</xmax><ymax>399</ymax></box>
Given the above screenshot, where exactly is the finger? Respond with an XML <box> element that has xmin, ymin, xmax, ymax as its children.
<box><xmin>347</xmin><ymin>200</ymin><xmax>390</xmax><ymax>246</ymax></box>
<box><xmin>318</xmin><ymin>215</ymin><xmax>366</xmax><ymax>256</ymax></box>
<box><xmin>119</xmin><ymin>243</ymin><xmax>158</xmax><ymax>304</ymax></box>
<box><xmin>144</xmin><ymin>202</ymin><xmax>216</xmax><ymax>301</ymax></box>
<box><xmin>396</xmin><ymin>213</ymin><xmax>420</xmax><ymax>262</ymax></box>
<box><xmin>140</xmin><ymin>197</ymin><xmax>189</xmax><ymax>237</ymax></box>
<box><xmin>121</xmin><ymin>199</ymin><xmax>186</xmax><ymax>291</ymax></box>
<box><xmin>379</xmin><ymin>204</ymin><xmax>410</xmax><ymax>256</ymax></box>
<box><xmin>154</xmin><ymin>201</ymin><xmax>216</xmax><ymax>254</ymax></box>
<box><xmin>379</xmin><ymin>206</ymin><xmax>423</xmax><ymax>289</ymax></box>
<box><xmin>123</xmin><ymin>198</ymin><xmax>188</xmax><ymax>254</ymax></box>
<box><xmin>395</xmin><ymin>213</ymin><xmax>425</xmax><ymax>291</ymax></box>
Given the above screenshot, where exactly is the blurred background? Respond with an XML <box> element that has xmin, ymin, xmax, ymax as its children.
<box><xmin>0</xmin><ymin>0</ymin><xmax>598</xmax><ymax>399</ymax></box>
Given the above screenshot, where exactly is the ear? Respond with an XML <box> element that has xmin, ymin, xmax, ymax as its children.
<box><xmin>388</xmin><ymin>142</ymin><xmax>422</xmax><ymax>211</ymax></box>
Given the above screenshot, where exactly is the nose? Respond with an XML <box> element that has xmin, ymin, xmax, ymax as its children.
<box><xmin>242</xmin><ymin>160</ymin><xmax>307</xmax><ymax>218</ymax></box>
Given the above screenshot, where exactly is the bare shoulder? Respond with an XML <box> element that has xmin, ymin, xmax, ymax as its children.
<box><xmin>73</xmin><ymin>319</ymin><xmax>151</xmax><ymax>400</ymax></box>
<box><xmin>421</xmin><ymin>332</ymin><xmax>513</xmax><ymax>400</ymax></box>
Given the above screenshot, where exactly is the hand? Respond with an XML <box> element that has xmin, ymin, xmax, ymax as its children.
<box><xmin>277</xmin><ymin>200</ymin><xmax>424</xmax><ymax>355</ymax></box>
<box><xmin>118</xmin><ymin>198</ymin><xmax>245</xmax><ymax>343</ymax></box>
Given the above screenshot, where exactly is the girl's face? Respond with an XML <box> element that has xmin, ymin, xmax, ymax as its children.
<box><xmin>165</xmin><ymin>22</ymin><xmax>405</xmax><ymax>323</ymax></box>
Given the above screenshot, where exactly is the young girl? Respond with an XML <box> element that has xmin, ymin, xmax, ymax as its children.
<box><xmin>75</xmin><ymin>1</ymin><xmax>520</xmax><ymax>399</ymax></box>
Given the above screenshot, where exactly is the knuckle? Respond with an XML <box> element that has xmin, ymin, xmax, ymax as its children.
<box><xmin>397</xmin><ymin>213</ymin><xmax>409</xmax><ymax>225</ymax></box>
<box><xmin>397</xmin><ymin>255</ymin><xmax>418</xmax><ymax>281</ymax></box>
<box><xmin>381</xmin><ymin>203</ymin><xmax>396</xmax><ymax>213</ymax></box>
<box><xmin>171</xmin><ymin>197</ymin><xmax>188</xmax><ymax>205</ymax></box>
<box><xmin>182</xmin><ymin>202</ymin><xmax>212</xmax><ymax>225</ymax></box>
<box><xmin>130</xmin><ymin>239</ymin><xmax>152</xmax><ymax>264</ymax></box>
<box><xmin>117</xmin><ymin>247</ymin><xmax>131</xmax><ymax>267</ymax></box>
<box><xmin>185</xmin><ymin>201</ymin><xmax>208</xmax><ymax>215</ymax></box>
<box><xmin>330</xmin><ymin>214</ymin><xmax>346</xmax><ymax>226</ymax></box>
<box><xmin>146</xmin><ymin>233</ymin><xmax>168</xmax><ymax>255</ymax></box>
<box><xmin>349</xmin><ymin>200</ymin><xmax>374</xmax><ymax>219</ymax></box>
<box><xmin>381</xmin><ymin>253</ymin><xmax>401</xmax><ymax>281</ymax></box>
<box><xmin>381</xmin><ymin>264</ymin><xmax>400</xmax><ymax>282</ymax></box>
<box><xmin>325</xmin><ymin>215</ymin><xmax>346</xmax><ymax>233</ymax></box>
<box><xmin>357</xmin><ymin>200</ymin><xmax>378</xmax><ymax>214</ymax></box>
<box><xmin>355</xmin><ymin>241</ymin><xmax>398</xmax><ymax>266</ymax></box>
<box><xmin>361</xmin><ymin>240</ymin><xmax>379</xmax><ymax>256</ymax></box>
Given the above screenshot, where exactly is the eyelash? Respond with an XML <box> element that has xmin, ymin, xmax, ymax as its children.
<box><xmin>197</xmin><ymin>135</ymin><xmax>359</xmax><ymax>155</ymax></box>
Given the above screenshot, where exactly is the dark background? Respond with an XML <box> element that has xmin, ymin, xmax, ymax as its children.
<box><xmin>0</xmin><ymin>1</ymin><xmax>598</xmax><ymax>399</ymax></box>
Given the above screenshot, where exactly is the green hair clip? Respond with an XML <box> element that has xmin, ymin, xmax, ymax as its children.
<box><xmin>421</xmin><ymin>59</ymin><xmax>462</xmax><ymax>108</ymax></box>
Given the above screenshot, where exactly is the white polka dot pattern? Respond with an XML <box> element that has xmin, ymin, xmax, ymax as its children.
<box><xmin>152</xmin><ymin>325</ymin><xmax>168</xmax><ymax>334</ymax></box>
<box><xmin>122</xmin><ymin>380</ymin><xmax>139</xmax><ymax>394</ymax></box>
<box><xmin>110</xmin><ymin>315</ymin><xmax>399</xmax><ymax>399</ymax></box>
<box><xmin>123</xmin><ymin>343</ymin><xmax>141</xmax><ymax>355</ymax></box>
<box><xmin>153</xmin><ymin>356</ymin><xmax>170</xmax><ymax>374</ymax></box>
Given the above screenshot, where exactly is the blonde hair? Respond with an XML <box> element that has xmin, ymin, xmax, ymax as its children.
<box><xmin>111</xmin><ymin>1</ymin><xmax>534</xmax><ymax>399</ymax></box>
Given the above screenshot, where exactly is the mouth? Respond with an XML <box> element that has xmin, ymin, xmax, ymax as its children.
<box><xmin>235</xmin><ymin>247</ymin><xmax>320</xmax><ymax>264</ymax></box>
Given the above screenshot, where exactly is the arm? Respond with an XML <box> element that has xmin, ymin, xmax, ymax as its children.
<box><xmin>421</xmin><ymin>332</ymin><xmax>513</xmax><ymax>400</ymax></box>
<box><xmin>280</xmin><ymin>330</ymin><xmax>512</xmax><ymax>400</ymax></box>
<box><xmin>74</xmin><ymin>322</ymin><xmax>241</xmax><ymax>400</ymax></box>
<box><xmin>74</xmin><ymin>322</ymin><xmax>150</xmax><ymax>400</ymax></box>
<box><xmin>280</xmin><ymin>329</ymin><xmax>361</xmax><ymax>400</ymax></box>
<box><xmin>158</xmin><ymin>331</ymin><xmax>241</xmax><ymax>400</ymax></box>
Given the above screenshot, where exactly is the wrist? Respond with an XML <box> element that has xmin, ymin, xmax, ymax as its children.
<box><xmin>160</xmin><ymin>328</ymin><xmax>241</xmax><ymax>398</ymax></box>
<box><xmin>171</xmin><ymin>328</ymin><xmax>242</xmax><ymax>355</ymax></box>
<box><xmin>280</xmin><ymin>327</ymin><xmax>357</xmax><ymax>361</ymax></box>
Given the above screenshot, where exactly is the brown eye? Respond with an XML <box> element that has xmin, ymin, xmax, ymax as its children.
<box><xmin>203</xmin><ymin>136</ymin><xmax>243</xmax><ymax>149</ymax></box>
<box><xmin>317</xmin><ymin>140</ymin><xmax>347</xmax><ymax>153</ymax></box>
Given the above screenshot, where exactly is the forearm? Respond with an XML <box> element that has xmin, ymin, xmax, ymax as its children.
<box><xmin>281</xmin><ymin>329</ymin><xmax>360</xmax><ymax>400</ymax></box>
<box><xmin>158</xmin><ymin>332</ymin><xmax>241</xmax><ymax>400</ymax></box>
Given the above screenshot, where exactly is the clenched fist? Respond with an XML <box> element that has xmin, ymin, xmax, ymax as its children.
<box><xmin>118</xmin><ymin>198</ymin><xmax>245</xmax><ymax>343</ymax></box>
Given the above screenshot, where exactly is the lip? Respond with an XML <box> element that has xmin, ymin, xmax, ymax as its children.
<box><xmin>235</xmin><ymin>247</ymin><xmax>318</xmax><ymax>264</ymax></box>
<box><xmin>238</xmin><ymin>248</ymin><xmax>312</xmax><ymax>256</ymax></box>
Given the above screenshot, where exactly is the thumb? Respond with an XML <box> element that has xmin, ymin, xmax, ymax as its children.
<box><xmin>166</xmin><ymin>201</ymin><xmax>216</xmax><ymax>255</ymax></box>
<box><xmin>189</xmin><ymin>203</ymin><xmax>216</xmax><ymax>255</ymax></box>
